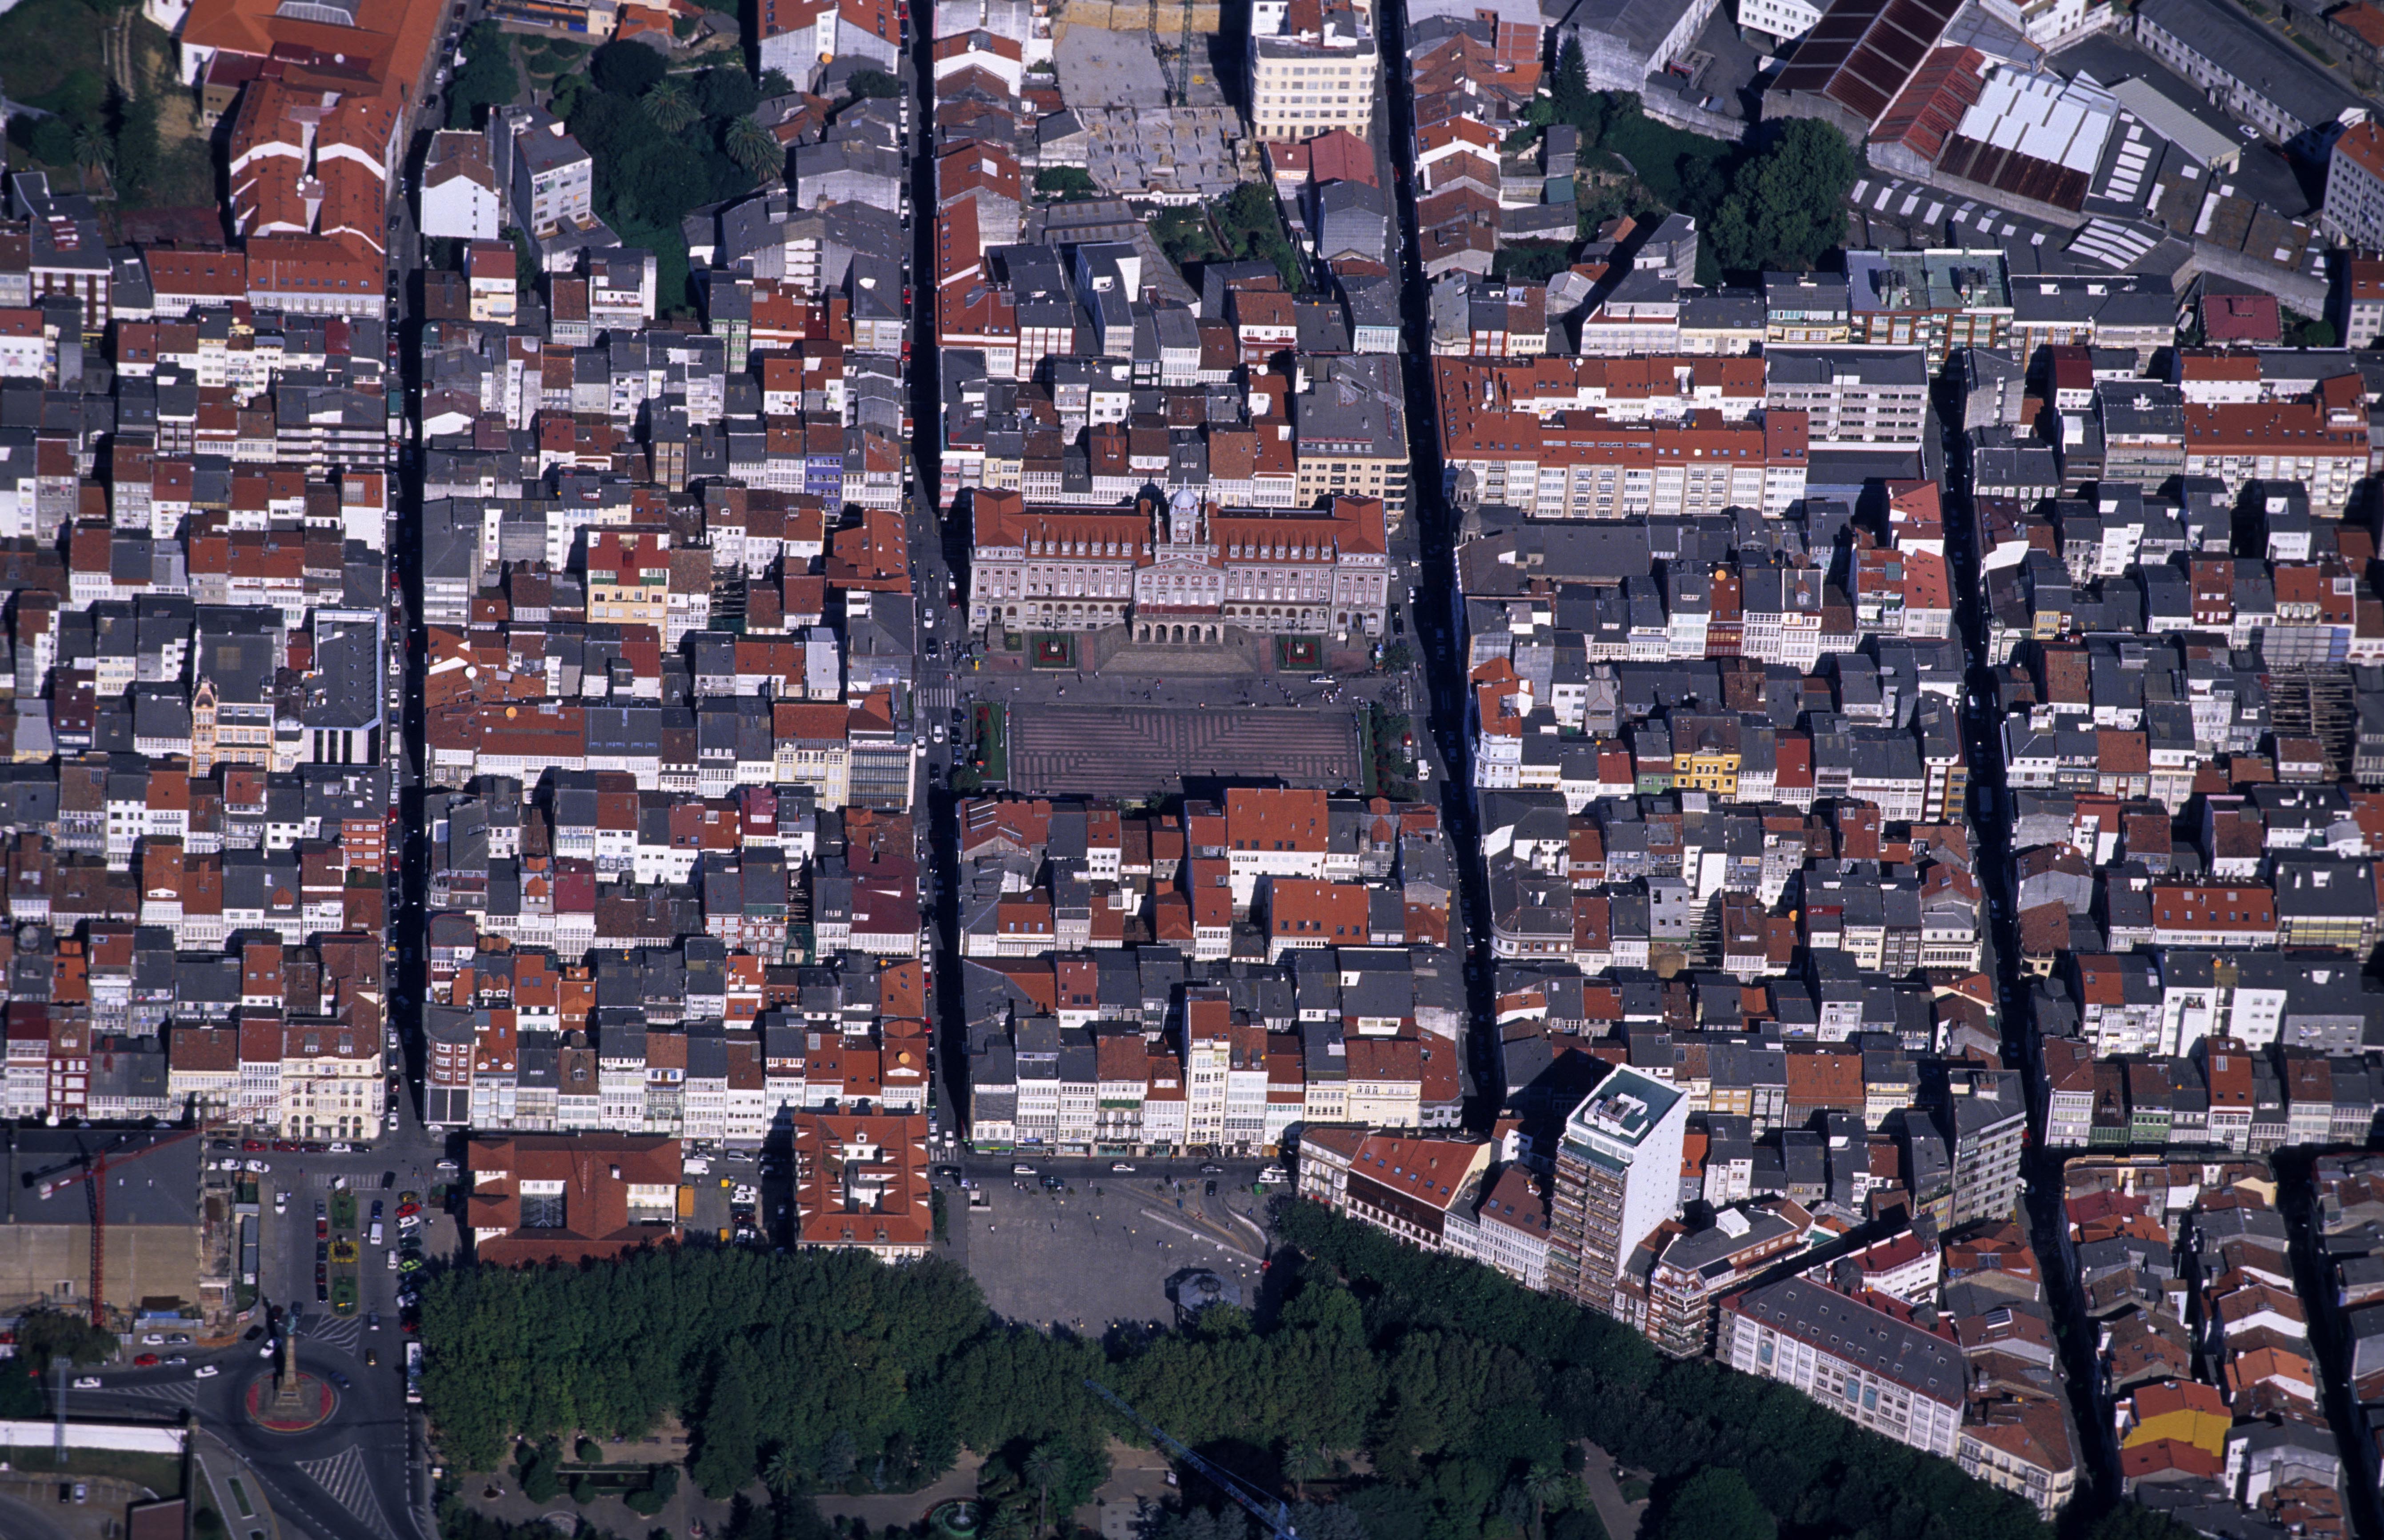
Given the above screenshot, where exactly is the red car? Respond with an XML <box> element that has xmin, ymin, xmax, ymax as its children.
<box><xmin>133</xmin><ymin>1354</ymin><xmax>158</xmax><ymax>1367</ymax></box>
<box><xmin>396</xmin><ymin>1202</ymin><xmax>421</xmax><ymax>1218</ymax></box>
<box><xmin>242</xmin><ymin>1139</ymin><xmax>266</xmax><ymax>1152</ymax></box>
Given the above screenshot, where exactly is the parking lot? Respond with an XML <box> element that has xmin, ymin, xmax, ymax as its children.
<box><xmin>208</xmin><ymin>1131</ymin><xmax>447</xmax><ymax>1342</ymax></box>
<box><xmin>948</xmin><ymin>1158</ymin><xmax>1275</xmax><ymax>1331</ymax></box>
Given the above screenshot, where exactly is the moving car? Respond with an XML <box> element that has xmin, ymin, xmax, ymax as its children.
<box><xmin>195</xmin><ymin>1365</ymin><xmax>220</xmax><ymax>1378</ymax></box>
<box><xmin>1110</xmin><ymin>1161</ymin><xmax>1136</xmax><ymax>1172</ymax></box>
<box><xmin>72</xmin><ymin>1376</ymin><xmax>101</xmax><ymax>1389</ymax></box>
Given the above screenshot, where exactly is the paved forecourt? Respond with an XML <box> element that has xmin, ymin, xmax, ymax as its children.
<box><xmin>1004</xmin><ymin>703</ymin><xmax>1365</xmax><ymax>797</ymax></box>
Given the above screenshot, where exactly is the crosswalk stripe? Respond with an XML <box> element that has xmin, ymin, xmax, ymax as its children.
<box><xmin>297</xmin><ymin>1445</ymin><xmax>396</xmax><ymax>1540</ymax></box>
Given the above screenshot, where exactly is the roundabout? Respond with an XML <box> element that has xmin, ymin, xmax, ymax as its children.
<box><xmin>243</xmin><ymin>1368</ymin><xmax>339</xmax><ymax>1434</ymax></box>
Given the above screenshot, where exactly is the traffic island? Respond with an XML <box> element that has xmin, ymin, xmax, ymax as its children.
<box><xmin>246</xmin><ymin>1336</ymin><xmax>336</xmax><ymax>1434</ymax></box>
<box><xmin>243</xmin><ymin>1373</ymin><xmax>335</xmax><ymax>1434</ymax></box>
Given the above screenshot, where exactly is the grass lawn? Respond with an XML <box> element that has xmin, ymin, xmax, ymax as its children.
<box><xmin>609</xmin><ymin>216</ymin><xmax>694</xmax><ymax>318</ymax></box>
<box><xmin>0</xmin><ymin>0</ymin><xmax>217</xmax><ymax>219</ymax></box>
<box><xmin>1599</xmin><ymin>104</ymin><xmax>1736</xmax><ymax>207</ymax></box>
<box><xmin>972</xmin><ymin>703</ymin><xmax>1008</xmax><ymax>783</ymax></box>
<box><xmin>0</xmin><ymin>0</ymin><xmax>108</xmax><ymax>110</ymax></box>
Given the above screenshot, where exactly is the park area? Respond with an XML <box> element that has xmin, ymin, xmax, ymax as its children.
<box><xmin>0</xmin><ymin>0</ymin><xmax>218</xmax><ymax>224</ymax></box>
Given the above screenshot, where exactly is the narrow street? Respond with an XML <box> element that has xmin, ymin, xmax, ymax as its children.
<box><xmin>1938</xmin><ymin>380</ymin><xmax>2111</xmax><ymax>1504</ymax></box>
<box><xmin>1377</xmin><ymin>0</ymin><xmax>1498</xmax><ymax>1124</ymax></box>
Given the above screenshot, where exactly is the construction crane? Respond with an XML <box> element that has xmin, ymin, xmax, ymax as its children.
<box><xmin>33</xmin><ymin>1137</ymin><xmax>129</xmax><ymax>1328</ymax></box>
<box><xmin>1083</xmin><ymin>1380</ymin><xmax>1296</xmax><ymax>1539</ymax></box>
<box><xmin>32</xmin><ymin>1134</ymin><xmax>178</xmax><ymax>1328</ymax></box>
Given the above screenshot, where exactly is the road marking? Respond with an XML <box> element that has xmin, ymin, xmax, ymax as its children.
<box><xmin>303</xmin><ymin>1315</ymin><xmax>364</xmax><ymax>1352</ymax></box>
<box><xmin>297</xmin><ymin>1445</ymin><xmax>398</xmax><ymax>1540</ymax></box>
<box><xmin>99</xmin><ymin>1380</ymin><xmax>198</xmax><ymax>1407</ymax></box>
<box><xmin>1135</xmin><ymin>1206</ymin><xmax>1261</xmax><ymax>1259</ymax></box>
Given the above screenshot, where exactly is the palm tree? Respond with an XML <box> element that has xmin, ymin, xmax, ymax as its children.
<box><xmin>72</xmin><ymin>124</ymin><xmax>112</xmax><ymax>194</ymax></box>
<box><xmin>724</xmin><ymin>112</ymin><xmax>782</xmax><ymax>179</ymax></box>
<box><xmin>760</xmin><ymin>1444</ymin><xmax>805</xmax><ymax>1497</ymax></box>
<box><xmin>1520</xmin><ymin>1462</ymin><xmax>1568</xmax><ymax>1540</ymax></box>
<box><xmin>641</xmin><ymin>77</ymin><xmax>697</xmax><ymax>132</ymax></box>
<box><xmin>1280</xmin><ymin>1443</ymin><xmax>1324</xmax><ymax>1502</ymax></box>
<box><xmin>1020</xmin><ymin>1444</ymin><xmax>1064</xmax><ymax>1539</ymax></box>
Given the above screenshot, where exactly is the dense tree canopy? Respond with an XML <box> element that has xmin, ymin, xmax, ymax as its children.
<box><xmin>556</xmin><ymin>61</ymin><xmax>779</xmax><ymax>316</ymax></box>
<box><xmin>1704</xmin><ymin>120</ymin><xmax>1860</xmax><ymax>276</ymax></box>
<box><xmin>591</xmin><ymin>38</ymin><xmax>668</xmax><ymax>96</ymax></box>
<box><xmin>1516</xmin><ymin>41</ymin><xmax>1860</xmax><ymax>282</ymax></box>
<box><xmin>444</xmin><ymin>22</ymin><xmax>520</xmax><ymax>130</ymax></box>
<box><xmin>428</xmin><ymin>1202</ymin><xmax>2180</xmax><ymax>1540</ymax></box>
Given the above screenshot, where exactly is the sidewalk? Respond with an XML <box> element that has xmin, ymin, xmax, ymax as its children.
<box><xmin>191</xmin><ymin>1428</ymin><xmax>282</xmax><ymax>1540</ymax></box>
<box><xmin>1579</xmin><ymin>1442</ymin><xmax>1647</xmax><ymax>1540</ymax></box>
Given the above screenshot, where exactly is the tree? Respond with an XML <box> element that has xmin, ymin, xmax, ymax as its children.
<box><xmin>1288</xmin><ymin>1504</ymin><xmax>1366</xmax><ymax>1540</ymax></box>
<box><xmin>725</xmin><ymin>113</ymin><xmax>783</xmax><ymax>179</ymax></box>
<box><xmin>1021</xmin><ymin>1444</ymin><xmax>1064</xmax><ymax>1538</ymax></box>
<box><xmin>1153</xmin><ymin>1508</ymin><xmax>1250</xmax><ymax>1540</ymax></box>
<box><xmin>446</xmin><ymin>23</ymin><xmax>520</xmax><ymax>129</ymax></box>
<box><xmin>518</xmin><ymin>1440</ymin><xmax>564</xmax><ymax>1503</ymax></box>
<box><xmin>71</xmin><ymin>123</ymin><xmax>112</xmax><ymax>192</ymax></box>
<box><xmin>1547</xmin><ymin>36</ymin><xmax>1600</xmax><ymax>141</ymax></box>
<box><xmin>1520</xmin><ymin>1462</ymin><xmax>1568</xmax><ymax>1540</ymax></box>
<box><xmin>2083</xmin><ymin>1504</ymin><xmax>2205</xmax><ymax>1540</ymax></box>
<box><xmin>700</xmin><ymin>66</ymin><xmax>761</xmax><ymax>118</ymax></box>
<box><xmin>643</xmin><ymin>78</ymin><xmax>698</xmax><ymax>132</ymax></box>
<box><xmin>1035</xmin><ymin>167</ymin><xmax>1099</xmax><ymax>199</ymax></box>
<box><xmin>1280</xmin><ymin>1443</ymin><xmax>1324</xmax><ymax>1502</ymax></box>
<box><xmin>110</xmin><ymin>89</ymin><xmax>160</xmax><ymax>200</ymax></box>
<box><xmin>762</xmin><ymin>1444</ymin><xmax>806</xmax><ymax>1496</ymax></box>
<box><xmin>818</xmin><ymin>1429</ymin><xmax>859</xmax><ymax>1488</ymax></box>
<box><xmin>26</xmin><ymin>117</ymin><xmax>78</xmax><ymax>171</ymax></box>
<box><xmin>759</xmin><ymin>68</ymin><xmax>797</xmax><ymax>97</ymax></box>
<box><xmin>1649</xmin><ymin>1468</ymin><xmax>1775</xmax><ymax>1540</ymax></box>
<box><xmin>841</xmin><ymin>68</ymin><xmax>901</xmax><ymax>100</ymax></box>
<box><xmin>593</xmin><ymin>39</ymin><xmax>668</xmax><ymax>97</ymax></box>
<box><xmin>578</xmin><ymin>1437</ymin><xmax>604</xmax><ymax>1463</ymax></box>
<box><xmin>1707</xmin><ymin>119</ymin><xmax>1856</xmax><ymax>276</ymax></box>
<box><xmin>692</xmin><ymin>1360</ymin><xmax>759</xmax><ymax>1499</ymax></box>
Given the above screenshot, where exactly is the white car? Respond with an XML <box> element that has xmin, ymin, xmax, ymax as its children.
<box><xmin>195</xmin><ymin>1365</ymin><xmax>220</xmax><ymax>1379</ymax></box>
<box><xmin>387</xmin><ymin>1249</ymin><xmax>399</xmax><ymax>1272</ymax></box>
<box><xmin>141</xmin><ymin>1334</ymin><xmax>164</xmax><ymax>1345</ymax></box>
<box><xmin>1110</xmin><ymin>1161</ymin><xmax>1136</xmax><ymax>1172</ymax></box>
<box><xmin>245</xmin><ymin>1159</ymin><xmax>271</xmax><ymax>1173</ymax></box>
<box><xmin>328</xmin><ymin>1142</ymin><xmax>352</xmax><ymax>1154</ymax></box>
<box><xmin>72</xmin><ymin>1376</ymin><xmax>101</xmax><ymax>1389</ymax></box>
<box><xmin>258</xmin><ymin>1341</ymin><xmax>277</xmax><ymax>1359</ymax></box>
